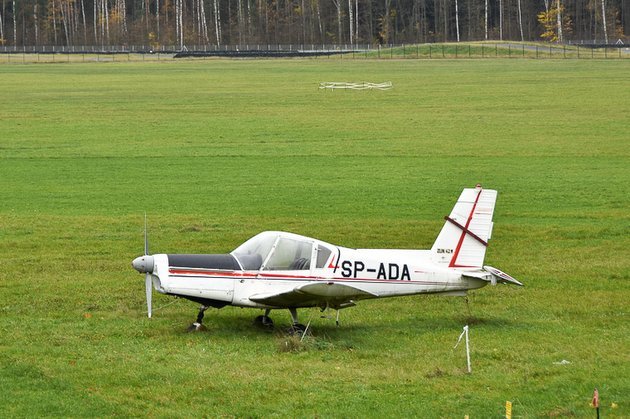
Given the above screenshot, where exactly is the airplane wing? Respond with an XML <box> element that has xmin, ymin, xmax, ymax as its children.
<box><xmin>249</xmin><ymin>282</ymin><xmax>377</xmax><ymax>309</ymax></box>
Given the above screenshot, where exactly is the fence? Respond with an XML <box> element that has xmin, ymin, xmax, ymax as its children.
<box><xmin>0</xmin><ymin>43</ymin><xmax>627</xmax><ymax>63</ymax></box>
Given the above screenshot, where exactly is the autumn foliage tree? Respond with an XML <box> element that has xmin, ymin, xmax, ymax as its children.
<box><xmin>537</xmin><ymin>0</ymin><xmax>572</xmax><ymax>43</ymax></box>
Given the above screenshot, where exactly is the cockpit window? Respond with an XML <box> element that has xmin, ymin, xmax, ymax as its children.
<box><xmin>264</xmin><ymin>237</ymin><xmax>313</xmax><ymax>271</ymax></box>
<box><xmin>231</xmin><ymin>232</ymin><xmax>277</xmax><ymax>270</ymax></box>
<box><xmin>316</xmin><ymin>245</ymin><xmax>332</xmax><ymax>268</ymax></box>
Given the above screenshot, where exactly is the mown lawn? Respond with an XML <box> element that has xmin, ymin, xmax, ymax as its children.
<box><xmin>0</xmin><ymin>59</ymin><xmax>628</xmax><ymax>417</ymax></box>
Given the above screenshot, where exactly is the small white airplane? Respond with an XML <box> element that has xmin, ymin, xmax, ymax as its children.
<box><xmin>132</xmin><ymin>185</ymin><xmax>522</xmax><ymax>333</ymax></box>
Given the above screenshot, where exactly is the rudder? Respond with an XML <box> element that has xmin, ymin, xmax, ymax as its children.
<box><xmin>431</xmin><ymin>185</ymin><xmax>497</xmax><ymax>268</ymax></box>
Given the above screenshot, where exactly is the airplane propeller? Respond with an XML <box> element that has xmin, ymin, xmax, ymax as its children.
<box><xmin>144</xmin><ymin>214</ymin><xmax>152</xmax><ymax>318</ymax></box>
<box><xmin>132</xmin><ymin>214</ymin><xmax>155</xmax><ymax>318</ymax></box>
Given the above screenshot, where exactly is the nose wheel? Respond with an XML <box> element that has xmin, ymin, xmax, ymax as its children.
<box><xmin>187</xmin><ymin>305</ymin><xmax>209</xmax><ymax>332</ymax></box>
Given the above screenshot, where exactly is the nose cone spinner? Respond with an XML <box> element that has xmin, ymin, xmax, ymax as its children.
<box><xmin>132</xmin><ymin>255</ymin><xmax>155</xmax><ymax>273</ymax></box>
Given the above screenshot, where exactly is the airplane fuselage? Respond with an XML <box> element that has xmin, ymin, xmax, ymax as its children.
<box><xmin>141</xmin><ymin>245</ymin><xmax>488</xmax><ymax>310</ymax></box>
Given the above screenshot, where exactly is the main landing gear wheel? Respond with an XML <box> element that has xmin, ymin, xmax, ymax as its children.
<box><xmin>286</xmin><ymin>307</ymin><xmax>309</xmax><ymax>337</ymax></box>
<box><xmin>287</xmin><ymin>323</ymin><xmax>308</xmax><ymax>337</ymax></box>
<box><xmin>253</xmin><ymin>315</ymin><xmax>274</xmax><ymax>330</ymax></box>
<box><xmin>253</xmin><ymin>309</ymin><xmax>274</xmax><ymax>331</ymax></box>
<box><xmin>187</xmin><ymin>305</ymin><xmax>209</xmax><ymax>332</ymax></box>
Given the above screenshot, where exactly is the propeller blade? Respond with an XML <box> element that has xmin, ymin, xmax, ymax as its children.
<box><xmin>145</xmin><ymin>273</ymin><xmax>152</xmax><ymax>318</ymax></box>
<box><xmin>144</xmin><ymin>213</ymin><xmax>149</xmax><ymax>256</ymax></box>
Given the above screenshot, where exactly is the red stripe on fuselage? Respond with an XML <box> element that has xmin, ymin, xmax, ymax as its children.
<box><xmin>168</xmin><ymin>267</ymin><xmax>444</xmax><ymax>285</ymax></box>
<box><xmin>169</xmin><ymin>268</ymin><xmax>257</xmax><ymax>278</ymax></box>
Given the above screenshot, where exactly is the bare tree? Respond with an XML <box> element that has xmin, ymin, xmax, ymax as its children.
<box><xmin>600</xmin><ymin>0</ymin><xmax>608</xmax><ymax>43</ymax></box>
<box><xmin>315</xmin><ymin>0</ymin><xmax>323</xmax><ymax>41</ymax></box>
<box><xmin>348</xmin><ymin>0</ymin><xmax>354</xmax><ymax>44</ymax></box>
<box><xmin>499</xmin><ymin>0</ymin><xmax>503</xmax><ymax>40</ymax></box>
<box><xmin>517</xmin><ymin>0</ymin><xmax>523</xmax><ymax>41</ymax></box>
<box><xmin>93</xmin><ymin>0</ymin><xmax>97</xmax><ymax>44</ymax></box>
<box><xmin>178</xmin><ymin>0</ymin><xmax>183</xmax><ymax>48</ymax></box>
<box><xmin>355</xmin><ymin>0</ymin><xmax>359</xmax><ymax>42</ymax></box>
<box><xmin>12</xmin><ymin>0</ymin><xmax>16</xmax><ymax>45</ymax></box>
<box><xmin>484</xmin><ymin>0</ymin><xmax>487</xmax><ymax>39</ymax></box>
<box><xmin>556</xmin><ymin>0</ymin><xmax>562</xmax><ymax>42</ymax></box>
<box><xmin>34</xmin><ymin>3</ymin><xmax>39</xmax><ymax>46</ymax></box>
<box><xmin>199</xmin><ymin>0</ymin><xmax>210</xmax><ymax>44</ymax></box>
<box><xmin>80</xmin><ymin>0</ymin><xmax>87</xmax><ymax>45</ymax></box>
<box><xmin>213</xmin><ymin>0</ymin><xmax>221</xmax><ymax>46</ymax></box>
<box><xmin>332</xmin><ymin>0</ymin><xmax>342</xmax><ymax>43</ymax></box>
<box><xmin>454</xmin><ymin>0</ymin><xmax>460</xmax><ymax>41</ymax></box>
<box><xmin>0</xmin><ymin>2</ymin><xmax>4</xmax><ymax>44</ymax></box>
<box><xmin>60</xmin><ymin>0</ymin><xmax>70</xmax><ymax>45</ymax></box>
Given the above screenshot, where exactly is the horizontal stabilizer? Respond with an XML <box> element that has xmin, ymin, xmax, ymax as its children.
<box><xmin>463</xmin><ymin>266</ymin><xmax>522</xmax><ymax>286</ymax></box>
<box><xmin>484</xmin><ymin>266</ymin><xmax>523</xmax><ymax>286</ymax></box>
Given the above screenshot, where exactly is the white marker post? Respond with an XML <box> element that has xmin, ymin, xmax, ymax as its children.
<box><xmin>454</xmin><ymin>325</ymin><xmax>471</xmax><ymax>373</ymax></box>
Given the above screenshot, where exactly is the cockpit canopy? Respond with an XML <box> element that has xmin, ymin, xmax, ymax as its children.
<box><xmin>231</xmin><ymin>231</ymin><xmax>333</xmax><ymax>271</ymax></box>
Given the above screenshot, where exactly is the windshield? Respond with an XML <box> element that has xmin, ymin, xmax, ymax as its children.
<box><xmin>231</xmin><ymin>232</ymin><xmax>277</xmax><ymax>270</ymax></box>
<box><xmin>264</xmin><ymin>237</ymin><xmax>313</xmax><ymax>270</ymax></box>
<box><xmin>232</xmin><ymin>231</ymin><xmax>319</xmax><ymax>271</ymax></box>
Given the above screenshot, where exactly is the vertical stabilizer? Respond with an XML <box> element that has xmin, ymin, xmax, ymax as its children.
<box><xmin>431</xmin><ymin>185</ymin><xmax>497</xmax><ymax>268</ymax></box>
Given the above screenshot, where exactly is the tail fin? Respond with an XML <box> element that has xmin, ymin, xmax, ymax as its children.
<box><xmin>431</xmin><ymin>185</ymin><xmax>497</xmax><ymax>268</ymax></box>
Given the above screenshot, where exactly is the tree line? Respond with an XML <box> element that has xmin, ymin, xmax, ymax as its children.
<box><xmin>0</xmin><ymin>0</ymin><xmax>627</xmax><ymax>48</ymax></box>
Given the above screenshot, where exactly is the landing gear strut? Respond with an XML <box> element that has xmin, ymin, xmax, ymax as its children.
<box><xmin>287</xmin><ymin>307</ymin><xmax>308</xmax><ymax>336</ymax></box>
<box><xmin>187</xmin><ymin>305</ymin><xmax>209</xmax><ymax>332</ymax></box>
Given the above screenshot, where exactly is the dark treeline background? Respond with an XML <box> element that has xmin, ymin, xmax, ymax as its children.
<box><xmin>0</xmin><ymin>0</ymin><xmax>627</xmax><ymax>48</ymax></box>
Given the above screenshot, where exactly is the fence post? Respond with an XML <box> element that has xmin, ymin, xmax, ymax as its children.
<box><xmin>429</xmin><ymin>44</ymin><xmax>432</xmax><ymax>59</ymax></box>
<box><xmin>455</xmin><ymin>44</ymin><xmax>458</xmax><ymax>58</ymax></box>
<box><xmin>481</xmin><ymin>44</ymin><xmax>484</xmax><ymax>58</ymax></box>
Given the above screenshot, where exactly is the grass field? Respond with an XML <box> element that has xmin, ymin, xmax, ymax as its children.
<box><xmin>0</xmin><ymin>59</ymin><xmax>628</xmax><ymax>417</ymax></box>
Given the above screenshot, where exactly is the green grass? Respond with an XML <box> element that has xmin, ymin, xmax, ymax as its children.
<box><xmin>0</xmin><ymin>59</ymin><xmax>628</xmax><ymax>417</ymax></box>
